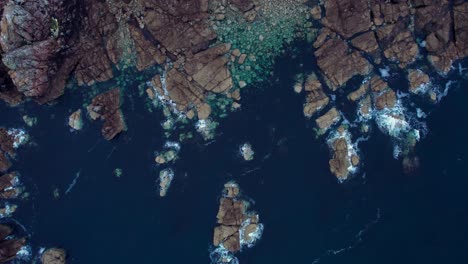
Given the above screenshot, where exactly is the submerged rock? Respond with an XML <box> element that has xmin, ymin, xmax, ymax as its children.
<box><xmin>159</xmin><ymin>169</ymin><xmax>174</xmax><ymax>197</ymax></box>
<box><xmin>41</xmin><ymin>248</ymin><xmax>66</xmax><ymax>264</ymax></box>
<box><xmin>87</xmin><ymin>88</ymin><xmax>126</xmax><ymax>140</ymax></box>
<box><xmin>240</xmin><ymin>143</ymin><xmax>254</xmax><ymax>161</ymax></box>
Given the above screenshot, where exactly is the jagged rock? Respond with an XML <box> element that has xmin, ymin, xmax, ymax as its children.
<box><xmin>68</xmin><ymin>109</ymin><xmax>83</xmax><ymax>130</ymax></box>
<box><xmin>370</xmin><ymin>75</ymin><xmax>388</xmax><ymax>93</ymax></box>
<box><xmin>350</xmin><ymin>31</ymin><xmax>380</xmax><ymax>62</ymax></box>
<box><xmin>375</xmin><ymin>89</ymin><xmax>396</xmax><ymax>110</ymax></box>
<box><xmin>87</xmin><ymin>88</ymin><xmax>125</xmax><ymax>140</ymax></box>
<box><xmin>229</xmin><ymin>0</ymin><xmax>255</xmax><ymax>12</ymax></box>
<box><xmin>310</xmin><ymin>5</ymin><xmax>322</xmax><ymax>20</ymax></box>
<box><xmin>315</xmin><ymin>107</ymin><xmax>340</xmax><ymax>131</ymax></box>
<box><xmin>0</xmin><ymin>172</ymin><xmax>20</xmax><ymax>199</ymax></box>
<box><xmin>163</xmin><ymin>69</ymin><xmax>205</xmax><ymax>112</ymax></box>
<box><xmin>321</xmin><ymin>0</ymin><xmax>371</xmax><ymax>38</ymax></box>
<box><xmin>348</xmin><ymin>81</ymin><xmax>369</xmax><ymax>102</ymax></box>
<box><xmin>143</xmin><ymin>0</ymin><xmax>216</xmax><ymax>56</ymax></box>
<box><xmin>0</xmin><ymin>225</ymin><xmax>26</xmax><ymax>263</ymax></box>
<box><xmin>303</xmin><ymin>74</ymin><xmax>329</xmax><ymax>117</ymax></box>
<box><xmin>376</xmin><ymin>20</ymin><xmax>419</xmax><ymax>68</ymax></box>
<box><xmin>128</xmin><ymin>24</ymin><xmax>166</xmax><ymax>71</ymax></box>
<box><xmin>370</xmin><ymin>0</ymin><xmax>411</xmax><ymax>26</ymax></box>
<box><xmin>184</xmin><ymin>43</ymin><xmax>233</xmax><ymax>93</ymax></box>
<box><xmin>408</xmin><ymin>70</ymin><xmax>430</xmax><ymax>93</ymax></box>
<box><xmin>315</xmin><ymin>38</ymin><xmax>371</xmax><ymax>90</ymax></box>
<box><xmin>41</xmin><ymin>248</ymin><xmax>66</xmax><ymax>264</ymax></box>
<box><xmin>0</xmin><ymin>0</ymin><xmax>78</xmax><ymax>101</ymax></box>
<box><xmin>213</xmin><ymin>182</ymin><xmax>262</xmax><ymax>253</ymax></box>
<box><xmin>329</xmin><ymin>137</ymin><xmax>350</xmax><ymax>180</ymax></box>
<box><xmin>0</xmin><ymin>64</ymin><xmax>23</xmax><ymax>106</ymax></box>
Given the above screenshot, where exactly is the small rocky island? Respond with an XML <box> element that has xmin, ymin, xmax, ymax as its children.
<box><xmin>211</xmin><ymin>182</ymin><xmax>263</xmax><ymax>264</ymax></box>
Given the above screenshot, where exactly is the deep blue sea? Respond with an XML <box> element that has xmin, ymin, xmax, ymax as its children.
<box><xmin>1</xmin><ymin>45</ymin><xmax>467</xmax><ymax>264</ymax></box>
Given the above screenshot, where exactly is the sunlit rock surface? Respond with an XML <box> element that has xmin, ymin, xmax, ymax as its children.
<box><xmin>211</xmin><ymin>182</ymin><xmax>263</xmax><ymax>264</ymax></box>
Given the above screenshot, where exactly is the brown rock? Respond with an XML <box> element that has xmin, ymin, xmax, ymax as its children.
<box><xmin>315</xmin><ymin>107</ymin><xmax>341</xmax><ymax>131</ymax></box>
<box><xmin>350</xmin><ymin>31</ymin><xmax>380</xmax><ymax>60</ymax></box>
<box><xmin>0</xmin><ymin>236</ymin><xmax>26</xmax><ymax>263</ymax></box>
<box><xmin>348</xmin><ymin>82</ymin><xmax>369</xmax><ymax>102</ymax></box>
<box><xmin>229</xmin><ymin>0</ymin><xmax>255</xmax><ymax>12</ymax></box>
<box><xmin>184</xmin><ymin>43</ymin><xmax>233</xmax><ymax>93</ymax></box>
<box><xmin>41</xmin><ymin>248</ymin><xmax>66</xmax><ymax>264</ymax></box>
<box><xmin>129</xmin><ymin>24</ymin><xmax>166</xmax><ymax>71</ymax></box>
<box><xmin>213</xmin><ymin>182</ymin><xmax>262</xmax><ymax>253</ymax></box>
<box><xmin>310</xmin><ymin>5</ymin><xmax>322</xmax><ymax>20</ymax></box>
<box><xmin>0</xmin><ymin>172</ymin><xmax>19</xmax><ymax>199</ymax></box>
<box><xmin>87</xmin><ymin>88</ymin><xmax>125</xmax><ymax>140</ymax></box>
<box><xmin>370</xmin><ymin>0</ymin><xmax>411</xmax><ymax>26</ymax></box>
<box><xmin>375</xmin><ymin>89</ymin><xmax>396</xmax><ymax>110</ymax></box>
<box><xmin>197</xmin><ymin>103</ymin><xmax>212</xmax><ymax>120</ymax></box>
<box><xmin>376</xmin><ymin>20</ymin><xmax>419</xmax><ymax>68</ymax></box>
<box><xmin>408</xmin><ymin>70</ymin><xmax>430</xmax><ymax>93</ymax></box>
<box><xmin>329</xmin><ymin>138</ymin><xmax>350</xmax><ymax>180</ymax></box>
<box><xmin>315</xmin><ymin>38</ymin><xmax>372</xmax><ymax>90</ymax></box>
<box><xmin>303</xmin><ymin>73</ymin><xmax>329</xmax><ymax>117</ymax></box>
<box><xmin>0</xmin><ymin>0</ymin><xmax>79</xmax><ymax>102</ymax></box>
<box><xmin>370</xmin><ymin>75</ymin><xmax>388</xmax><ymax>93</ymax></box>
<box><xmin>321</xmin><ymin>0</ymin><xmax>372</xmax><ymax>38</ymax></box>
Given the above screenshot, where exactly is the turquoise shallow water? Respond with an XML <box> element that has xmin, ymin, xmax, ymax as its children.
<box><xmin>1</xmin><ymin>45</ymin><xmax>467</xmax><ymax>263</ymax></box>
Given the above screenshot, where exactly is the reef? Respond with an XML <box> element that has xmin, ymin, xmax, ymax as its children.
<box><xmin>211</xmin><ymin>181</ymin><xmax>263</xmax><ymax>264</ymax></box>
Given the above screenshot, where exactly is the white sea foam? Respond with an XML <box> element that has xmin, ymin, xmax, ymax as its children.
<box><xmin>210</xmin><ymin>245</ymin><xmax>239</xmax><ymax>264</ymax></box>
<box><xmin>239</xmin><ymin>216</ymin><xmax>264</xmax><ymax>248</ymax></box>
<box><xmin>16</xmin><ymin>245</ymin><xmax>32</xmax><ymax>260</ymax></box>
<box><xmin>7</xmin><ymin>128</ymin><xmax>29</xmax><ymax>148</ymax></box>
<box><xmin>416</xmin><ymin>108</ymin><xmax>427</xmax><ymax>119</ymax></box>
<box><xmin>164</xmin><ymin>141</ymin><xmax>181</xmax><ymax>151</ymax></box>
<box><xmin>65</xmin><ymin>171</ymin><xmax>81</xmax><ymax>195</ymax></box>
<box><xmin>379</xmin><ymin>67</ymin><xmax>390</xmax><ymax>78</ymax></box>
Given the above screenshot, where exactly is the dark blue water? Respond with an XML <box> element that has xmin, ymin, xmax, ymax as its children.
<box><xmin>1</xmin><ymin>48</ymin><xmax>467</xmax><ymax>264</ymax></box>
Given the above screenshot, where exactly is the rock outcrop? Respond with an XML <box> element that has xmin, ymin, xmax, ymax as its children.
<box><xmin>0</xmin><ymin>224</ymin><xmax>26</xmax><ymax>263</ymax></box>
<box><xmin>314</xmin><ymin>35</ymin><xmax>372</xmax><ymax>90</ymax></box>
<box><xmin>213</xmin><ymin>182</ymin><xmax>263</xmax><ymax>253</ymax></box>
<box><xmin>87</xmin><ymin>88</ymin><xmax>126</xmax><ymax>140</ymax></box>
<box><xmin>302</xmin><ymin>73</ymin><xmax>329</xmax><ymax>117</ymax></box>
<box><xmin>0</xmin><ymin>172</ymin><xmax>20</xmax><ymax>199</ymax></box>
<box><xmin>41</xmin><ymin>248</ymin><xmax>66</xmax><ymax>264</ymax></box>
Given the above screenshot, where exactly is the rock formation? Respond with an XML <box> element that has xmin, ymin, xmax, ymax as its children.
<box><xmin>87</xmin><ymin>88</ymin><xmax>126</xmax><ymax>140</ymax></box>
<box><xmin>68</xmin><ymin>109</ymin><xmax>83</xmax><ymax>131</ymax></box>
<box><xmin>0</xmin><ymin>224</ymin><xmax>26</xmax><ymax>263</ymax></box>
<box><xmin>213</xmin><ymin>182</ymin><xmax>263</xmax><ymax>254</ymax></box>
<box><xmin>41</xmin><ymin>248</ymin><xmax>66</xmax><ymax>264</ymax></box>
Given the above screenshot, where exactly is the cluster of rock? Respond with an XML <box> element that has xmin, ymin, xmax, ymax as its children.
<box><xmin>297</xmin><ymin>0</ymin><xmax>468</xmax><ymax>180</ymax></box>
<box><xmin>86</xmin><ymin>88</ymin><xmax>126</xmax><ymax>140</ymax></box>
<box><xmin>0</xmin><ymin>128</ymin><xmax>28</xmax><ymax>261</ymax></box>
<box><xmin>0</xmin><ymin>224</ymin><xmax>26</xmax><ymax>262</ymax></box>
<box><xmin>211</xmin><ymin>182</ymin><xmax>263</xmax><ymax>263</ymax></box>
